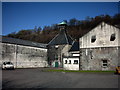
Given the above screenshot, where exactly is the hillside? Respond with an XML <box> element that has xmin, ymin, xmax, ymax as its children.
<box><xmin>6</xmin><ymin>14</ymin><xmax>120</xmax><ymax>44</ymax></box>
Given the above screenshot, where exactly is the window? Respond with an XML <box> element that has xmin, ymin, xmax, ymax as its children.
<box><xmin>65</xmin><ymin>60</ymin><xmax>67</xmax><ymax>64</ymax></box>
<box><xmin>55</xmin><ymin>45</ymin><xmax>59</xmax><ymax>49</ymax></box>
<box><xmin>110</xmin><ymin>34</ymin><xmax>116</xmax><ymax>41</ymax></box>
<box><xmin>91</xmin><ymin>35</ymin><xmax>96</xmax><ymax>43</ymax></box>
<box><xmin>102</xmin><ymin>60</ymin><xmax>108</xmax><ymax>67</ymax></box>
<box><xmin>90</xmin><ymin>51</ymin><xmax>93</xmax><ymax>59</ymax></box>
<box><xmin>74</xmin><ymin>60</ymin><xmax>78</xmax><ymax>64</ymax></box>
<box><xmin>69</xmin><ymin>60</ymin><xmax>71</xmax><ymax>64</ymax></box>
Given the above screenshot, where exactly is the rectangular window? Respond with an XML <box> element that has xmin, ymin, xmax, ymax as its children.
<box><xmin>102</xmin><ymin>60</ymin><xmax>108</xmax><ymax>67</ymax></box>
<box><xmin>69</xmin><ymin>60</ymin><xmax>71</xmax><ymax>64</ymax></box>
<box><xmin>103</xmin><ymin>60</ymin><xmax>107</xmax><ymax>63</ymax></box>
<box><xmin>74</xmin><ymin>60</ymin><xmax>78</xmax><ymax>64</ymax></box>
<box><xmin>91</xmin><ymin>35</ymin><xmax>96</xmax><ymax>43</ymax></box>
<box><xmin>65</xmin><ymin>60</ymin><xmax>67</xmax><ymax>64</ymax></box>
<box><xmin>103</xmin><ymin>63</ymin><xmax>107</xmax><ymax>67</ymax></box>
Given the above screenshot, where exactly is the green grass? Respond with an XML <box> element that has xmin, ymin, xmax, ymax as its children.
<box><xmin>44</xmin><ymin>69</ymin><xmax>115</xmax><ymax>73</ymax></box>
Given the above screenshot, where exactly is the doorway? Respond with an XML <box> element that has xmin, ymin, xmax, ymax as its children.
<box><xmin>55</xmin><ymin>62</ymin><xmax>59</xmax><ymax>67</ymax></box>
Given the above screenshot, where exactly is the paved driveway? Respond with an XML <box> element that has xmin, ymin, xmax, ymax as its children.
<box><xmin>2</xmin><ymin>68</ymin><xmax>119</xmax><ymax>88</ymax></box>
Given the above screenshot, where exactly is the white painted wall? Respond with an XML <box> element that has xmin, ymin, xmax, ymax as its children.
<box><xmin>79</xmin><ymin>22</ymin><xmax>120</xmax><ymax>48</ymax></box>
<box><xmin>72</xmin><ymin>53</ymin><xmax>80</xmax><ymax>56</ymax></box>
<box><xmin>63</xmin><ymin>57</ymin><xmax>79</xmax><ymax>70</ymax></box>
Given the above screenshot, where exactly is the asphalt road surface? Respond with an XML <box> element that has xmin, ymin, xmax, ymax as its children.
<box><xmin>2</xmin><ymin>68</ymin><xmax>119</xmax><ymax>88</ymax></box>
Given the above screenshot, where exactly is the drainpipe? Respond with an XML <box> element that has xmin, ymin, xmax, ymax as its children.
<box><xmin>79</xmin><ymin>49</ymin><xmax>81</xmax><ymax>70</ymax></box>
<box><xmin>15</xmin><ymin>44</ymin><xmax>18</xmax><ymax>68</ymax></box>
<box><xmin>60</xmin><ymin>47</ymin><xmax>63</xmax><ymax>68</ymax></box>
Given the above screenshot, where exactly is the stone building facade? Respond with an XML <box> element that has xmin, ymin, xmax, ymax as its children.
<box><xmin>79</xmin><ymin>22</ymin><xmax>120</xmax><ymax>70</ymax></box>
<box><xmin>0</xmin><ymin>36</ymin><xmax>48</xmax><ymax>68</ymax></box>
<box><xmin>0</xmin><ymin>22</ymin><xmax>119</xmax><ymax>71</ymax></box>
<box><xmin>48</xmin><ymin>22</ymin><xmax>73</xmax><ymax>67</ymax></box>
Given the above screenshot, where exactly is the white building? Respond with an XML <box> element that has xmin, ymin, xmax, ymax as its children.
<box><xmin>79</xmin><ymin>22</ymin><xmax>120</xmax><ymax>70</ymax></box>
<box><xmin>63</xmin><ymin>41</ymin><xmax>80</xmax><ymax>70</ymax></box>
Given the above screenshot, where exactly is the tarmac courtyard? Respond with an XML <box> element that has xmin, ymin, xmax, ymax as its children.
<box><xmin>2</xmin><ymin>68</ymin><xmax>119</xmax><ymax>89</ymax></box>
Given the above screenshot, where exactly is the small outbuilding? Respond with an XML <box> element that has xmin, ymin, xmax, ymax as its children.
<box><xmin>63</xmin><ymin>41</ymin><xmax>80</xmax><ymax>70</ymax></box>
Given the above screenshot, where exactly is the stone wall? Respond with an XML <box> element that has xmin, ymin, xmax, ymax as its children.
<box><xmin>118</xmin><ymin>47</ymin><xmax>120</xmax><ymax>66</ymax></box>
<box><xmin>0</xmin><ymin>42</ymin><xmax>48</xmax><ymax>68</ymax></box>
<box><xmin>79</xmin><ymin>22</ymin><xmax>119</xmax><ymax>71</ymax></box>
<box><xmin>80</xmin><ymin>47</ymin><xmax>118</xmax><ymax>70</ymax></box>
<box><xmin>48</xmin><ymin>44</ymin><xmax>72</xmax><ymax>67</ymax></box>
<box><xmin>80</xmin><ymin>22</ymin><xmax>120</xmax><ymax>49</ymax></box>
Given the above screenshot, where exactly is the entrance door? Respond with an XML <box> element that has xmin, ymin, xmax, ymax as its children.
<box><xmin>55</xmin><ymin>62</ymin><xmax>59</xmax><ymax>67</ymax></box>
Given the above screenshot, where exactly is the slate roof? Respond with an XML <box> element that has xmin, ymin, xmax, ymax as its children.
<box><xmin>48</xmin><ymin>30</ymin><xmax>73</xmax><ymax>45</ymax></box>
<box><xmin>63</xmin><ymin>56</ymin><xmax>79</xmax><ymax>58</ymax></box>
<box><xmin>0</xmin><ymin>36</ymin><xmax>47</xmax><ymax>48</ymax></box>
<box><xmin>69</xmin><ymin>41</ymin><xmax>79</xmax><ymax>52</ymax></box>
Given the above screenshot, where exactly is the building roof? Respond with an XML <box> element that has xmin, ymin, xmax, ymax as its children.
<box><xmin>63</xmin><ymin>56</ymin><xmax>79</xmax><ymax>58</ymax></box>
<box><xmin>58</xmin><ymin>21</ymin><xmax>67</xmax><ymax>26</ymax></box>
<box><xmin>0</xmin><ymin>36</ymin><xmax>47</xmax><ymax>48</ymax></box>
<box><xmin>69</xmin><ymin>41</ymin><xmax>79</xmax><ymax>52</ymax></box>
<box><xmin>48</xmin><ymin>30</ymin><xmax>73</xmax><ymax>45</ymax></box>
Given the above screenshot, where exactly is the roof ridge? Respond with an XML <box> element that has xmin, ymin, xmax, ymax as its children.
<box><xmin>64</xmin><ymin>31</ymin><xmax>69</xmax><ymax>44</ymax></box>
<box><xmin>48</xmin><ymin>34</ymin><xmax>59</xmax><ymax>45</ymax></box>
<box><xmin>48</xmin><ymin>29</ymin><xmax>73</xmax><ymax>45</ymax></box>
<box><xmin>2</xmin><ymin>36</ymin><xmax>47</xmax><ymax>48</ymax></box>
<box><xmin>3</xmin><ymin>36</ymin><xmax>47</xmax><ymax>45</ymax></box>
<box><xmin>69</xmin><ymin>41</ymin><xmax>79</xmax><ymax>52</ymax></box>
